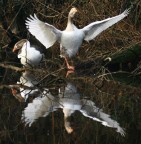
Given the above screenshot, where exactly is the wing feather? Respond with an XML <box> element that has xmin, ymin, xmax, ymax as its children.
<box><xmin>82</xmin><ymin>8</ymin><xmax>130</xmax><ymax>41</ymax></box>
<box><xmin>25</xmin><ymin>14</ymin><xmax>61</xmax><ymax>48</ymax></box>
<box><xmin>80</xmin><ymin>99</ymin><xmax>125</xmax><ymax>136</ymax></box>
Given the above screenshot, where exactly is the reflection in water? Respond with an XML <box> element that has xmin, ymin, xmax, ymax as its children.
<box><xmin>16</xmin><ymin>71</ymin><xmax>39</xmax><ymax>101</ymax></box>
<box><xmin>16</xmin><ymin>71</ymin><xmax>125</xmax><ymax>136</ymax></box>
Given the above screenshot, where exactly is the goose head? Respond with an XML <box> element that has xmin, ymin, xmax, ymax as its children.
<box><xmin>68</xmin><ymin>7</ymin><xmax>78</xmax><ymax>18</ymax></box>
<box><xmin>66</xmin><ymin>7</ymin><xmax>78</xmax><ymax>31</ymax></box>
<box><xmin>13</xmin><ymin>39</ymin><xmax>27</xmax><ymax>52</ymax></box>
<box><xmin>64</xmin><ymin>116</ymin><xmax>74</xmax><ymax>134</ymax></box>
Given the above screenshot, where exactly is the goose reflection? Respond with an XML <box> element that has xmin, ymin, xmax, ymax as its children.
<box><xmin>20</xmin><ymin>72</ymin><xmax>125</xmax><ymax>136</ymax></box>
<box><xmin>12</xmin><ymin>71</ymin><xmax>39</xmax><ymax>101</ymax></box>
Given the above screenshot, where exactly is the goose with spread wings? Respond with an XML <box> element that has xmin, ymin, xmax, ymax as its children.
<box><xmin>26</xmin><ymin>7</ymin><xmax>130</xmax><ymax>70</ymax></box>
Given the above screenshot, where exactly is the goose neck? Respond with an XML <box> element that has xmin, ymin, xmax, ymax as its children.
<box><xmin>66</xmin><ymin>15</ymin><xmax>73</xmax><ymax>31</ymax></box>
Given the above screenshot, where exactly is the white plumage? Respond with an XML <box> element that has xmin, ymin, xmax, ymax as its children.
<box><xmin>13</xmin><ymin>39</ymin><xmax>44</xmax><ymax>67</ymax></box>
<box><xmin>25</xmin><ymin>7</ymin><xmax>130</xmax><ymax>70</ymax></box>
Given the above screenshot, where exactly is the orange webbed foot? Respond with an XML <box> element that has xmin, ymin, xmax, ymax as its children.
<box><xmin>67</xmin><ymin>65</ymin><xmax>75</xmax><ymax>71</ymax></box>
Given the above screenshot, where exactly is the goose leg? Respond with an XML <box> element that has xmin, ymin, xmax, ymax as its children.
<box><xmin>64</xmin><ymin>57</ymin><xmax>75</xmax><ymax>70</ymax></box>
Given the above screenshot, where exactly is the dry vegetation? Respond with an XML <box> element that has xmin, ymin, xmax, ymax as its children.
<box><xmin>0</xmin><ymin>0</ymin><xmax>141</xmax><ymax>144</ymax></box>
<box><xmin>0</xmin><ymin>0</ymin><xmax>141</xmax><ymax>72</ymax></box>
<box><xmin>0</xmin><ymin>0</ymin><xmax>141</xmax><ymax>55</ymax></box>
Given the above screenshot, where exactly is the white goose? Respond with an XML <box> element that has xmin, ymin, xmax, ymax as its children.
<box><xmin>13</xmin><ymin>39</ymin><xmax>44</xmax><ymax>67</ymax></box>
<box><xmin>26</xmin><ymin>7</ymin><xmax>130</xmax><ymax>70</ymax></box>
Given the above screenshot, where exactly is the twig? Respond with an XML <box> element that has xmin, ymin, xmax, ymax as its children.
<box><xmin>6</xmin><ymin>1</ymin><xmax>25</xmax><ymax>32</ymax></box>
<box><xmin>0</xmin><ymin>63</ymin><xmax>25</xmax><ymax>72</ymax></box>
<box><xmin>0</xmin><ymin>63</ymin><xmax>47</xmax><ymax>73</ymax></box>
<box><xmin>97</xmin><ymin>71</ymin><xmax>131</xmax><ymax>78</ymax></box>
<box><xmin>0</xmin><ymin>83</ymin><xmax>34</xmax><ymax>90</ymax></box>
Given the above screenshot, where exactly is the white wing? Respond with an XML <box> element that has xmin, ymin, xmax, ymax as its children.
<box><xmin>25</xmin><ymin>14</ymin><xmax>62</xmax><ymax>48</ymax></box>
<box><xmin>22</xmin><ymin>92</ymin><xmax>60</xmax><ymax>126</ymax></box>
<box><xmin>80</xmin><ymin>99</ymin><xmax>125</xmax><ymax>136</ymax></box>
<box><xmin>82</xmin><ymin>8</ymin><xmax>130</xmax><ymax>41</ymax></box>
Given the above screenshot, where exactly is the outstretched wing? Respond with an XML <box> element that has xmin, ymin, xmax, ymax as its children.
<box><xmin>80</xmin><ymin>99</ymin><xmax>125</xmax><ymax>136</ymax></box>
<box><xmin>22</xmin><ymin>92</ymin><xmax>60</xmax><ymax>126</ymax></box>
<box><xmin>82</xmin><ymin>8</ymin><xmax>130</xmax><ymax>41</ymax></box>
<box><xmin>25</xmin><ymin>14</ymin><xmax>62</xmax><ymax>48</ymax></box>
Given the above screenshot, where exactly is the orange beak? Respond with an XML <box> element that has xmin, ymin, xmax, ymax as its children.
<box><xmin>66</xmin><ymin>126</ymin><xmax>73</xmax><ymax>134</ymax></box>
<box><xmin>11</xmin><ymin>88</ymin><xmax>17</xmax><ymax>96</ymax></box>
<box><xmin>12</xmin><ymin>46</ymin><xmax>17</xmax><ymax>52</ymax></box>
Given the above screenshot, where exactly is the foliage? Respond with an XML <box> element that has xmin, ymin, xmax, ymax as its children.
<box><xmin>0</xmin><ymin>0</ymin><xmax>141</xmax><ymax>144</ymax></box>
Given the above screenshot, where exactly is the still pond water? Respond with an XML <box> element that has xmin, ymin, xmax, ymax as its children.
<box><xmin>0</xmin><ymin>60</ymin><xmax>141</xmax><ymax>144</ymax></box>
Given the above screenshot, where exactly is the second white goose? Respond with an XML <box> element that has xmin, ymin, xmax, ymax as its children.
<box><xmin>13</xmin><ymin>39</ymin><xmax>44</xmax><ymax>67</ymax></box>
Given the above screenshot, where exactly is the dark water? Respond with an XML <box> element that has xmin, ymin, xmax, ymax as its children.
<box><xmin>0</xmin><ymin>63</ymin><xmax>141</xmax><ymax>144</ymax></box>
